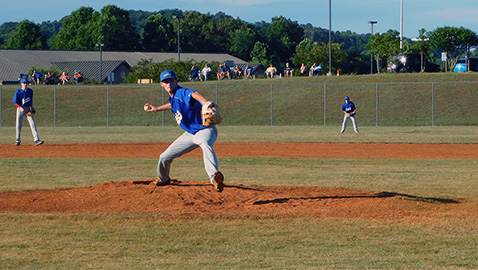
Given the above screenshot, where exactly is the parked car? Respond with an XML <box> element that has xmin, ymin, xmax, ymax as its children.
<box><xmin>389</xmin><ymin>53</ymin><xmax>440</xmax><ymax>73</ymax></box>
<box><xmin>453</xmin><ymin>58</ymin><xmax>478</xmax><ymax>72</ymax></box>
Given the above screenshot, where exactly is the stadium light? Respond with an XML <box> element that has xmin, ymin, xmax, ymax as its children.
<box><xmin>368</xmin><ymin>21</ymin><xmax>377</xmax><ymax>74</ymax></box>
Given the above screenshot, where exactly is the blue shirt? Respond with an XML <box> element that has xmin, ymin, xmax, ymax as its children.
<box><xmin>342</xmin><ymin>101</ymin><xmax>356</xmax><ymax>115</ymax></box>
<box><xmin>169</xmin><ymin>86</ymin><xmax>207</xmax><ymax>134</ymax></box>
<box><xmin>13</xmin><ymin>88</ymin><xmax>33</xmax><ymax>107</ymax></box>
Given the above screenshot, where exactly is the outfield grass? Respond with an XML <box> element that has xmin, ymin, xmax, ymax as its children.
<box><xmin>2</xmin><ymin>125</ymin><xmax>478</xmax><ymax>144</ymax></box>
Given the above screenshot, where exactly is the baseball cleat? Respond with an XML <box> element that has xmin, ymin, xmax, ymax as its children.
<box><xmin>213</xmin><ymin>171</ymin><xmax>224</xmax><ymax>192</ymax></box>
<box><xmin>151</xmin><ymin>178</ymin><xmax>170</xmax><ymax>186</ymax></box>
<box><xmin>35</xmin><ymin>140</ymin><xmax>44</xmax><ymax>146</ymax></box>
<box><xmin>15</xmin><ymin>141</ymin><xmax>20</xmax><ymax>146</ymax></box>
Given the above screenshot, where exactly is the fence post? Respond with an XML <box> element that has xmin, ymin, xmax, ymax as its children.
<box><xmin>161</xmin><ymin>86</ymin><xmax>165</xmax><ymax>127</ymax></box>
<box><xmin>106</xmin><ymin>85</ymin><xmax>110</xmax><ymax>127</ymax></box>
<box><xmin>432</xmin><ymin>83</ymin><xmax>435</xmax><ymax>126</ymax></box>
<box><xmin>0</xmin><ymin>85</ymin><xmax>2</xmax><ymax>127</ymax></box>
<box><xmin>270</xmin><ymin>84</ymin><xmax>274</xmax><ymax>126</ymax></box>
<box><xmin>54</xmin><ymin>85</ymin><xmax>57</xmax><ymax>127</ymax></box>
<box><xmin>324</xmin><ymin>84</ymin><xmax>327</xmax><ymax>127</ymax></box>
<box><xmin>376</xmin><ymin>83</ymin><xmax>379</xmax><ymax>127</ymax></box>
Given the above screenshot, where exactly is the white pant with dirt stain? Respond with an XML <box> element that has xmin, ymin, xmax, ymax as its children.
<box><xmin>157</xmin><ymin>126</ymin><xmax>219</xmax><ymax>185</ymax></box>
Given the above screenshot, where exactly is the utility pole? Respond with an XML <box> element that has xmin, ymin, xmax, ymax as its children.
<box><xmin>368</xmin><ymin>21</ymin><xmax>377</xmax><ymax>74</ymax></box>
<box><xmin>173</xmin><ymin>15</ymin><xmax>183</xmax><ymax>61</ymax></box>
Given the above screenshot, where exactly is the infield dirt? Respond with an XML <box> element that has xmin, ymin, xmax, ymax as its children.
<box><xmin>1</xmin><ymin>142</ymin><xmax>477</xmax><ymax>224</ymax></box>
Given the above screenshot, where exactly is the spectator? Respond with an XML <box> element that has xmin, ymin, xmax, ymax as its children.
<box><xmin>32</xmin><ymin>70</ymin><xmax>42</xmax><ymax>85</ymax></box>
<box><xmin>300</xmin><ymin>63</ymin><xmax>308</xmax><ymax>76</ymax></box>
<box><xmin>189</xmin><ymin>66</ymin><xmax>201</xmax><ymax>81</ymax></box>
<box><xmin>265</xmin><ymin>64</ymin><xmax>277</xmax><ymax>78</ymax></box>
<box><xmin>45</xmin><ymin>72</ymin><xmax>55</xmax><ymax>85</ymax></box>
<box><xmin>284</xmin><ymin>62</ymin><xmax>294</xmax><ymax>77</ymax></box>
<box><xmin>216</xmin><ymin>65</ymin><xmax>225</xmax><ymax>80</ymax></box>
<box><xmin>222</xmin><ymin>63</ymin><xmax>231</xmax><ymax>80</ymax></box>
<box><xmin>74</xmin><ymin>71</ymin><xmax>84</xmax><ymax>85</ymax></box>
<box><xmin>309</xmin><ymin>63</ymin><xmax>322</xmax><ymax>76</ymax></box>
<box><xmin>201</xmin><ymin>64</ymin><xmax>212</xmax><ymax>81</ymax></box>
<box><xmin>244</xmin><ymin>65</ymin><xmax>254</xmax><ymax>79</ymax></box>
<box><xmin>59</xmin><ymin>72</ymin><xmax>69</xmax><ymax>85</ymax></box>
<box><xmin>233</xmin><ymin>65</ymin><xmax>243</xmax><ymax>79</ymax></box>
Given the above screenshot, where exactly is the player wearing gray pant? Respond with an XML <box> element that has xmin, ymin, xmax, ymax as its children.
<box><xmin>13</xmin><ymin>78</ymin><xmax>43</xmax><ymax>146</ymax></box>
<box><xmin>144</xmin><ymin>69</ymin><xmax>224</xmax><ymax>192</ymax></box>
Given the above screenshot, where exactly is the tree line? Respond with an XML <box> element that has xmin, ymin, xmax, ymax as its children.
<box><xmin>1</xmin><ymin>5</ymin><xmax>477</xmax><ymax>76</ymax></box>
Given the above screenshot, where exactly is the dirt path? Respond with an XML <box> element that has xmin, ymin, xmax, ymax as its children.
<box><xmin>0</xmin><ymin>142</ymin><xmax>476</xmax><ymax>222</ymax></box>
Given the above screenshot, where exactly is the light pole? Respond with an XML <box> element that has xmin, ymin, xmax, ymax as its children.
<box><xmin>95</xmin><ymin>43</ymin><xmax>104</xmax><ymax>84</ymax></box>
<box><xmin>327</xmin><ymin>0</ymin><xmax>332</xmax><ymax>76</ymax></box>
<box><xmin>400</xmin><ymin>0</ymin><xmax>403</xmax><ymax>50</ymax></box>
<box><xmin>368</xmin><ymin>21</ymin><xmax>377</xmax><ymax>74</ymax></box>
<box><xmin>173</xmin><ymin>15</ymin><xmax>183</xmax><ymax>61</ymax></box>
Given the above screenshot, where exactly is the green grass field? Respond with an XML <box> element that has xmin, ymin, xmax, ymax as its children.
<box><xmin>1</xmin><ymin>73</ymin><xmax>478</xmax><ymax>269</ymax></box>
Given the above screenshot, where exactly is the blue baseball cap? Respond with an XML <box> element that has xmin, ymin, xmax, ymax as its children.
<box><xmin>344</xmin><ymin>96</ymin><xmax>350</xmax><ymax>100</ymax></box>
<box><xmin>20</xmin><ymin>78</ymin><xmax>29</xmax><ymax>84</ymax></box>
<box><xmin>160</xmin><ymin>69</ymin><xmax>177</xmax><ymax>82</ymax></box>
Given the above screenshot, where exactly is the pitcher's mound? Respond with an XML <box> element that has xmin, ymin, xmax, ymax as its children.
<box><xmin>0</xmin><ymin>180</ymin><xmax>466</xmax><ymax>221</ymax></box>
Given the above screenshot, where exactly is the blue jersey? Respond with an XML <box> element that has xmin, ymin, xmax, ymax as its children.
<box><xmin>13</xmin><ymin>88</ymin><xmax>33</xmax><ymax>107</ymax></box>
<box><xmin>342</xmin><ymin>101</ymin><xmax>356</xmax><ymax>115</ymax></box>
<box><xmin>169</xmin><ymin>86</ymin><xmax>207</xmax><ymax>134</ymax></box>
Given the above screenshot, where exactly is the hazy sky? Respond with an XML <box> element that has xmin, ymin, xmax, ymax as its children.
<box><xmin>2</xmin><ymin>0</ymin><xmax>477</xmax><ymax>38</ymax></box>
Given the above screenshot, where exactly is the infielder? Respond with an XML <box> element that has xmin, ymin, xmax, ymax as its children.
<box><xmin>340</xmin><ymin>96</ymin><xmax>359</xmax><ymax>133</ymax></box>
<box><xmin>13</xmin><ymin>78</ymin><xmax>44</xmax><ymax>146</ymax></box>
<box><xmin>144</xmin><ymin>70</ymin><xmax>224</xmax><ymax>192</ymax></box>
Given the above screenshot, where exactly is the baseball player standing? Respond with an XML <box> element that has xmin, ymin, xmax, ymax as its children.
<box><xmin>13</xmin><ymin>78</ymin><xmax>44</xmax><ymax>146</ymax></box>
<box><xmin>340</xmin><ymin>96</ymin><xmax>359</xmax><ymax>133</ymax></box>
<box><xmin>143</xmin><ymin>70</ymin><xmax>224</xmax><ymax>192</ymax></box>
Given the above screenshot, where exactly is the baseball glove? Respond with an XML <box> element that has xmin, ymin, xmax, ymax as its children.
<box><xmin>27</xmin><ymin>107</ymin><xmax>36</xmax><ymax>116</ymax></box>
<box><xmin>202</xmin><ymin>102</ymin><xmax>222</xmax><ymax>127</ymax></box>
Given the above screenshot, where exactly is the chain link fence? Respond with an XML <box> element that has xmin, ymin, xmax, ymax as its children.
<box><xmin>1</xmin><ymin>81</ymin><xmax>477</xmax><ymax>127</ymax></box>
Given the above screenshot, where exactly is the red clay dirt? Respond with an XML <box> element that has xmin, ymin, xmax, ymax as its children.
<box><xmin>1</xmin><ymin>143</ymin><xmax>477</xmax><ymax>223</ymax></box>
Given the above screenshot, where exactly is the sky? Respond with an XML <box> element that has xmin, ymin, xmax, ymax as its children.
<box><xmin>2</xmin><ymin>0</ymin><xmax>478</xmax><ymax>39</ymax></box>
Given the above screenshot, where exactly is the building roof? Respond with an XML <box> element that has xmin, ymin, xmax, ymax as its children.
<box><xmin>0</xmin><ymin>49</ymin><xmax>248</xmax><ymax>83</ymax></box>
<box><xmin>52</xmin><ymin>60</ymin><xmax>130</xmax><ymax>83</ymax></box>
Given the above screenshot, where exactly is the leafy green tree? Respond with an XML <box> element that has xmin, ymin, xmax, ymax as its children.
<box><xmin>429</xmin><ymin>26</ymin><xmax>478</xmax><ymax>71</ymax></box>
<box><xmin>97</xmin><ymin>5</ymin><xmax>140</xmax><ymax>51</ymax></box>
<box><xmin>229</xmin><ymin>27</ymin><xmax>256</xmax><ymax>60</ymax></box>
<box><xmin>258</xmin><ymin>16</ymin><xmax>304</xmax><ymax>66</ymax></box>
<box><xmin>6</xmin><ymin>20</ymin><xmax>47</xmax><ymax>49</ymax></box>
<box><xmin>179</xmin><ymin>11</ymin><xmax>220</xmax><ymax>53</ymax></box>
<box><xmin>53</xmin><ymin>7</ymin><xmax>99</xmax><ymax>50</ymax></box>
<box><xmin>250</xmin><ymin>41</ymin><xmax>269</xmax><ymax>65</ymax></box>
<box><xmin>410</xmin><ymin>28</ymin><xmax>431</xmax><ymax>71</ymax></box>
<box><xmin>291</xmin><ymin>38</ymin><xmax>346</xmax><ymax>74</ymax></box>
<box><xmin>365</xmin><ymin>30</ymin><xmax>400</xmax><ymax>73</ymax></box>
<box><xmin>141</xmin><ymin>13</ymin><xmax>175</xmax><ymax>51</ymax></box>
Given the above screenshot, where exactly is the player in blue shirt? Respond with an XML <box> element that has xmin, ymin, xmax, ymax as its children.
<box><xmin>12</xmin><ymin>78</ymin><xmax>44</xmax><ymax>146</ymax></box>
<box><xmin>340</xmin><ymin>96</ymin><xmax>359</xmax><ymax>133</ymax></box>
<box><xmin>143</xmin><ymin>70</ymin><xmax>224</xmax><ymax>192</ymax></box>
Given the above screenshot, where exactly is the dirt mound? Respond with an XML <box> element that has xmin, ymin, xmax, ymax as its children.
<box><xmin>0</xmin><ymin>179</ymin><xmax>471</xmax><ymax>222</ymax></box>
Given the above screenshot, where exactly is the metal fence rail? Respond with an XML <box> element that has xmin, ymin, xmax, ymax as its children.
<box><xmin>1</xmin><ymin>81</ymin><xmax>477</xmax><ymax>127</ymax></box>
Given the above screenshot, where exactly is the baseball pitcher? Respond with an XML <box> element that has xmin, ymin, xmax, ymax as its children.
<box><xmin>144</xmin><ymin>70</ymin><xmax>224</xmax><ymax>192</ymax></box>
